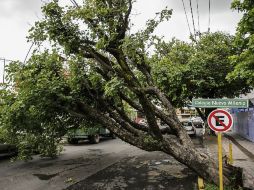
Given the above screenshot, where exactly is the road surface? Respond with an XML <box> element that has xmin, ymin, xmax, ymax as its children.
<box><xmin>0</xmin><ymin>138</ymin><xmax>202</xmax><ymax>190</ymax></box>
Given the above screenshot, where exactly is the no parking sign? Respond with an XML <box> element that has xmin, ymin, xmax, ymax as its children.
<box><xmin>207</xmin><ymin>109</ymin><xmax>234</xmax><ymax>190</ymax></box>
<box><xmin>207</xmin><ymin>109</ymin><xmax>233</xmax><ymax>132</ymax></box>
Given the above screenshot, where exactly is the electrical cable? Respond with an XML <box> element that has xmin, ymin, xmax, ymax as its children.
<box><xmin>23</xmin><ymin>42</ymin><xmax>34</xmax><ymax>64</ymax></box>
<box><xmin>208</xmin><ymin>0</ymin><xmax>211</xmax><ymax>32</ymax></box>
<box><xmin>196</xmin><ymin>0</ymin><xmax>200</xmax><ymax>34</ymax></box>
<box><xmin>181</xmin><ymin>0</ymin><xmax>192</xmax><ymax>37</ymax></box>
<box><xmin>70</xmin><ymin>0</ymin><xmax>79</xmax><ymax>7</ymax></box>
<box><xmin>189</xmin><ymin>0</ymin><xmax>197</xmax><ymax>40</ymax></box>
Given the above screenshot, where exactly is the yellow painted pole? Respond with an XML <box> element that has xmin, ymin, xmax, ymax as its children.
<box><xmin>218</xmin><ymin>132</ymin><xmax>223</xmax><ymax>190</ymax></box>
<box><xmin>198</xmin><ymin>176</ymin><xmax>205</xmax><ymax>190</ymax></box>
<box><xmin>229</xmin><ymin>142</ymin><xmax>233</xmax><ymax>165</ymax></box>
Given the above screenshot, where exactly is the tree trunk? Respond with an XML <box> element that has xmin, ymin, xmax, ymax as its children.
<box><xmin>195</xmin><ymin>107</ymin><xmax>206</xmax><ymax>122</ymax></box>
<box><xmin>195</xmin><ymin>107</ymin><xmax>216</xmax><ymax>136</ymax></box>
<box><xmin>73</xmin><ymin>101</ymin><xmax>243</xmax><ymax>188</ymax></box>
<box><xmin>161</xmin><ymin>136</ymin><xmax>243</xmax><ymax>188</ymax></box>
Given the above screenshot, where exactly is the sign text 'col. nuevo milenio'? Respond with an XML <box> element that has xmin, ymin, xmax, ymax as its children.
<box><xmin>192</xmin><ymin>99</ymin><xmax>249</xmax><ymax>108</ymax></box>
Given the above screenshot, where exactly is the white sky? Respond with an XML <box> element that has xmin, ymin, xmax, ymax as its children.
<box><xmin>0</xmin><ymin>0</ymin><xmax>242</xmax><ymax>83</ymax></box>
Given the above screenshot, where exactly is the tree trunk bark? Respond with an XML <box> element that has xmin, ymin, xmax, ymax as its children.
<box><xmin>73</xmin><ymin>102</ymin><xmax>243</xmax><ymax>188</ymax></box>
<box><xmin>161</xmin><ymin>136</ymin><xmax>243</xmax><ymax>188</ymax></box>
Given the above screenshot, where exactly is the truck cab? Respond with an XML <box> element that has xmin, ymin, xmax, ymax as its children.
<box><xmin>67</xmin><ymin>127</ymin><xmax>115</xmax><ymax>144</ymax></box>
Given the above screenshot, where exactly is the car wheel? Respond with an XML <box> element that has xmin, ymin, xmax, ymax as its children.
<box><xmin>89</xmin><ymin>134</ymin><xmax>100</xmax><ymax>144</ymax></box>
<box><xmin>68</xmin><ymin>138</ymin><xmax>79</xmax><ymax>144</ymax></box>
<box><xmin>111</xmin><ymin>133</ymin><xmax>116</xmax><ymax>139</ymax></box>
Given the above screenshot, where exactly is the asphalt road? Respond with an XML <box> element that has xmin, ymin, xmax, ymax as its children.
<box><xmin>0</xmin><ymin>137</ymin><xmax>203</xmax><ymax>190</ymax></box>
<box><xmin>0</xmin><ymin>138</ymin><xmax>136</xmax><ymax>190</ymax></box>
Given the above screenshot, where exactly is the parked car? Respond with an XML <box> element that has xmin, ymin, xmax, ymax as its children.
<box><xmin>181</xmin><ymin>121</ymin><xmax>195</xmax><ymax>136</ymax></box>
<box><xmin>137</xmin><ymin>118</ymin><xmax>203</xmax><ymax>137</ymax></box>
<box><xmin>0</xmin><ymin>144</ymin><xmax>18</xmax><ymax>158</ymax></box>
<box><xmin>192</xmin><ymin>122</ymin><xmax>205</xmax><ymax>136</ymax></box>
<box><xmin>67</xmin><ymin>127</ymin><xmax>115</xmax><ymax>144</ymax></box>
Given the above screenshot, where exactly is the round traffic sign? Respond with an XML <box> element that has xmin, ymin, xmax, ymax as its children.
<box><xmin>207</xmin><ymin>109</ymin><xmax>233</xmax><ymax>132</ymax></box>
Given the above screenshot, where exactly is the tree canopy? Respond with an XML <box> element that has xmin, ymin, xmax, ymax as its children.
<box><xmin>151</xmin><ymin>32</ymin><xmax>250</xmax><ymax>109</ymax></box>
<box><xmin>228</xmin><ymin>0</ymin><xmax>254</xmax><ymax>86</ymax></box>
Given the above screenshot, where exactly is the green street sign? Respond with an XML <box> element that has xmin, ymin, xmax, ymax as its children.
<box><xmin>192</xmin><ymin>99</ymin><xmax>249</xmax><ymax>108</ymax></box>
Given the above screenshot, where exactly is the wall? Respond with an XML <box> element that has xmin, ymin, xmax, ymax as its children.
<box><xmin>231</xmin><ymin>108</ymin><xmax>254</xmax><ymax>142</ymax></box>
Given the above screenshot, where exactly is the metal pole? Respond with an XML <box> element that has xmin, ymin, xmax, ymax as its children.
<box><xmin>3</xmin><ymin>58</ymin><xmax>5</xmax><ymax>84</ymax></box>
<box><xmin>229</xmin><ymin>142</ymin><xmax>233</xmax><ymax>165</ymax></box>
<box><xmin>218</xmin><ymin>132</ymin><xmax>223</xmax><ymax>190</ymax></box>
<box><xmin>198</xmin><ymin>176</ymin><xmax>205</xmax><ymax>190</ymax></box>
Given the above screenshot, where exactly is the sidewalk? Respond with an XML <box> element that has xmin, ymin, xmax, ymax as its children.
<box><xmin>204</xmin><ymin>132</ymin><xmax>254</xmax><ymax>189</ymax></box>
<box><xmin>66</xmin><ymin>151</ymin><xmax>197</xmax><ymax>190</ymax></box>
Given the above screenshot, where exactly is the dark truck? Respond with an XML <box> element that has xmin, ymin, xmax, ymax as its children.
<box><xmin>0</xmin><ymin>144</ymin><xmax>18</xmax><ymax>158</ymax></box>
<box><xmin>67</xmin><ymin>127</ymin><xmax>115</xmax><ymax>144</ymax></box>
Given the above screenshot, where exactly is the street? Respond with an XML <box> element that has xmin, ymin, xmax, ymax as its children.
<box><xmin>0</xmin><ymin>138</ymin><xmax>203</xmax><ymax>190</ymax></box>
<box><xmin>0</xmin><ymin>138</ymin><xmax>134</xmax><ymax>190</ymax></box>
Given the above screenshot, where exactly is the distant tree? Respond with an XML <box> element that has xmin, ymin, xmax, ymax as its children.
<box><xmin>228</xmin><ymin>0</ymin><xmax>254</xmax><ymax>86</ymax></box>
<box><xmin>0</xmin><ymin>1</ymin><xmax>243</xmax><ymax>187</ymax></box>
<box><xmin>151</xmin><ymin>32</ymin><xmax>250</xmax><ymax>120</ymax></box>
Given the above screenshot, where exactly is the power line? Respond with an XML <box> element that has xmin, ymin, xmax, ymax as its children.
<box><xmin>1</xmin><ymin>58</ymin><xmax>6</xmax><ymax>84</ymax></box>
<box><xmin>70</xmin><ymin>0</ymin><xmax>79</xmax><ymax>7</ymax></box>
<box><xmin>196</xmin><ymin>0</ymin><xmax>200</xmax><ymax>34</ymax></box>
<box><xmin>208</xmin><ymin>0</ymin><xmax>211</xmax><ymax>32</ymax></box>
<box><xmin>181</xmin><ymin>0</ymin><xmax>192</xmax><ymax>37</ymax></box>
<box><xmin>23</xmin><ymin>42</ymin><xmax>34</xmax><ymax>64</ymax></box>
<box><xmin>189</xmin><ymin>0</ymin><xmax>197</xmax><ymax>40</ymax></box>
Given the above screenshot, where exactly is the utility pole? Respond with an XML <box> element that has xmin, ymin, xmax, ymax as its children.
<box><xmin>0</xmin><ymin>58</ymin><xmax>5</xmax><ymax>84</ymax></box>
<box><xmin>0</xmin><ymin>58</ymin><xmax>13</xmax><ymax>84</ymax></box>
<box><xmin>3</xmin><ymin>58</ymin><xmax>5</xmax><ymax>83</ymax></box>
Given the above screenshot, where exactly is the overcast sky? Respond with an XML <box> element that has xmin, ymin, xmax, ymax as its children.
<box><xmin>0</xmin><ymin>0</ymin><xmax>241</xmax><ymax>82</ymax></box>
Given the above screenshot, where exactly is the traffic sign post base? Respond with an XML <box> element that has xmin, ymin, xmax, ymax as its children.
<box><xmin>228</xmin><ymin>142</ymin><xmax>233</xmax><ymax>165</ymax></box>
<box><xmin>218</xmin><ymin>132</ymin><xmax>223</xmax><ymax>190</ymax></box>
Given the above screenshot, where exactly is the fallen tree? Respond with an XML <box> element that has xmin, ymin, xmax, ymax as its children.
<box><xmin>0</xmin><ymin>0</ymin><xmax>243</xmax><ymax>187</ymax></box>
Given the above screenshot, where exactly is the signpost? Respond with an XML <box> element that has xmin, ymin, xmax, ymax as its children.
<box><xmin>191</xmin><ymin>99</ymin><xmax>247</xmax><ymax>190</ymax></box>
<box><xmin>207</xmin><ymin>109</ymin><xmax>233</xmax><ymax>190</ymax></box>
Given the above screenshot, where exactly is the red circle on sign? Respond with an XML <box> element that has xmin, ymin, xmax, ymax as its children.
<box><xmin>207</xmin><ymin>109</ymin><xmax>233</xmax><ymax>132</ymax></box>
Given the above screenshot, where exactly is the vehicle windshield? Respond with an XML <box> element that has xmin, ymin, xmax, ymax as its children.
<box><xmin>181</xmin><ymin>122</ymin><xmax>192</xmax><ymax>126</ymax></box>
<box><xmin>193</xmin><ymin>123</ymin><xmax>203</xmax><ymax>128</ymax></box>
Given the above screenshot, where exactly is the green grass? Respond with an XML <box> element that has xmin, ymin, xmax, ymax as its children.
<box><xmin>204</xmin><ymin>183</ymin><xmax>243</xmax><ymax>190</ymax></box>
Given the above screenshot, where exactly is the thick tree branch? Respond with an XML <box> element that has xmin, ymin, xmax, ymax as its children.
<box><xmin>144</xmin><ymin>86</ymin><xmax>174</xmax><ymax>114</ymax></box>
<box><xmin>118</xmin><ymin>91</ymin><xmax>143</xmax><ymax>112</ymax></box>
<box><xmin>112</xmin><ymin>105</ymin><xmax>149</xmax><ymax>132</ymax></box>
<box><xmin>116</xmin><ymin>0</ymin><xmax>132</xmax><ymax>42</ymax></box>
<box><xmin>136</xmin><ymin>94</ymin><xmax>163</xmax><ymax>139</ymax></box>
<box><xmin>143</xmin><ymin>86</ymin><xmax>194</xmax><ymax>146</ymax></box>
<box><xmin>73</xmin><ymin>101</ymin><xmax>161</xmax><ymax>151</ymax></box>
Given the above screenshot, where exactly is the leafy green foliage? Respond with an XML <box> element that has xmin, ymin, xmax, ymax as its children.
<box><xmin>0</xmin><ymin>51</ymin><xmax>75</xmax><ymax>159</ymax></box>
<box><xmin>151</xmin><ymin>32</ymin><xmax>251</xmax><ymax>107</ymax></box>
<box><xmin>228</xmin><ymin>0</ymin><xmax>254</xmax><ymax>86</ymax></box>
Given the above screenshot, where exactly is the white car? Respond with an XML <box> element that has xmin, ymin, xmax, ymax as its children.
<box><xmin>193</xmin><ymin>122</ymin><xmax>205</xmax><ymax>136</ymax></box>
<box><xmin>181</xmin><ymin>121</ymin><xmax>195</xmax><ymax>136</ymax></box>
